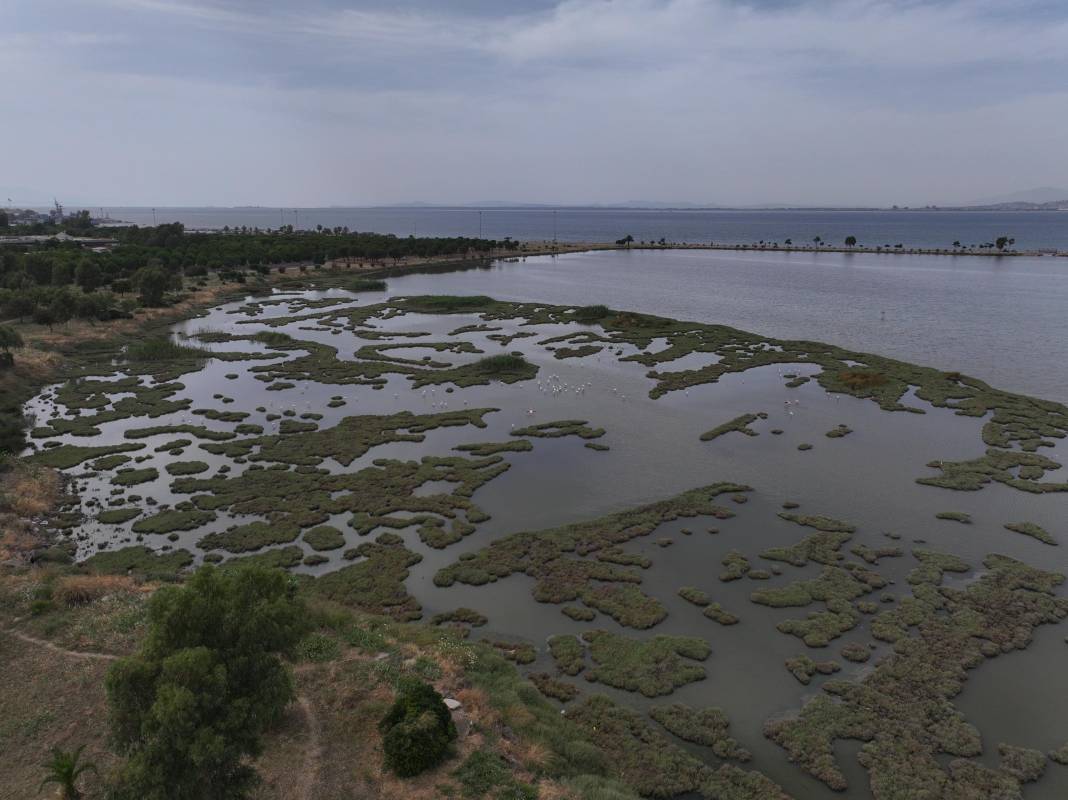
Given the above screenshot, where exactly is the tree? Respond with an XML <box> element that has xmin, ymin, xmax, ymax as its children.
<box><xmin>39</xmin><ymin>745</ymin><xmax>98</xmax><ymax>800</ymax></box>
<box><xmin>615</xmin><ymin>234</ymin><xmax>634</xmax><ymax>248</ymax></box>
<box><xmin>33</xmin><ymin>305</ymin><xmax>56</xmax><ymax>331</ymax></box>
<box><xmin>0</xmin><ymin>324</ymin><xmax>22</xmax><ymax>367</ymax></box>
<box><xmin>844</xmin><ymin>236</ymin><xmax>857</xmax><ymax>248</ymax></box>
<box><xmin>813</xmin><ymin>236</ymin><xmax>823</xmax><ymax>247</ymax></box>
<box><xmin>0</xmin><ymin>210</ymin><xmax>8</xmax><ymax>228</ymax></box>
<box><xmin>75</xmin><ymin>260</ymin><xmax>102</xmax><ymax>292</ymax></box>
<box><xmin>995</xmin><ymin>236</ymin><xmax>1015</xmax><ymax>251</ymax></box>
<box><xmin>952</xmin><ymin>240</ymin><xmax>962</xmax><ymax>249</ymax></box>
<box><xmin>106</xmin><ymin>566</ymin><xmax>306</xmax><ymax>800</ymax></box>
<box><xmin>134</xmin><ymin>265</ymin><xmax>169</xmax><ymax>307</ymax></box>
<box><xmin>52</xmin><ymin>262</ymin><xmax>73</xmax><ymax>286</ymax></box>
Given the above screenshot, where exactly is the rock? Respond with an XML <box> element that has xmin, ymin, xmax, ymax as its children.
<box><xmin>444</xmin><ymin>698</ymin><xmax>462</xmax><ymax>710</ymax></box>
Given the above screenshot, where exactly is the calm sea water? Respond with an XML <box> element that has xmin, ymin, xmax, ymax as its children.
<box><xmin>387</xmin><ymin>248</ymin><xmax>1068</xmax><ymax>404</ymax></box>
<box><xmin>99</xmin><ymin>206</ymin><xmax>1068</xmax><ymax>251</ymax></box>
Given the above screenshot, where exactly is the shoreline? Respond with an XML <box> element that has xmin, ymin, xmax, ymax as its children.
<box><xmin>519</xmin><ymin>241</ymin><xmax>1064</xmax><ymax>258</ymax></box>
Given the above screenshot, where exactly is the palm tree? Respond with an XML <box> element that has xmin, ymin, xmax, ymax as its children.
<box><xmin>39</xmin><ymin>745</ymin><xmax>97</xmax><ymax>799</ymax></box>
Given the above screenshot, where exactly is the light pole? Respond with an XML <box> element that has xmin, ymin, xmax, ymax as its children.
<box><xmin>553</xmin><ymin>209</ymin><xmax>557</xmax><ymax>251</ymax></box>
<box><xmin>152</xmin><ymin>207</ymin><xmax>157</xmax><ymax>225</ymax></box>
<box><xmin>478</xmin><ymin>210</ymin><xmax>482</xmax><ymax>239</ymax></box>
<box><xmin>295</xmin><ymin>209</ymin><xmax>299</xmax><ymax>231</ymax></box>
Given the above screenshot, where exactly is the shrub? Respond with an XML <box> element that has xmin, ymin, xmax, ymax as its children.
<box><xmin>573</xmin><ymin>304</ymin><xmax>610</xmax><ymax>323</ymax></box>
<box><xmin>297</xmin><ymin>632</ymin><xmax>341</xmax><ymax>663</ymax></box>
<box><xmin>378</xmin><ymin>678</ymin><xmax>457</xmax><ymax>777</ymax></box>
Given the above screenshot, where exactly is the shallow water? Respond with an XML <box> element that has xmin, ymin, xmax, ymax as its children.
<box><xmin>385</xmin><ymin>248</ymin><xmax>1068</xmax><ymax>403</ymax></box>
<box><xmin>23</xmin><ymin>274</ymin><xmax>1068</xmax><ymax>799</ymax></box>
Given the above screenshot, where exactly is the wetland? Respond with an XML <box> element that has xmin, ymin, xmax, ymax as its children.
<box><xmin>18</xmin><ymin>251</ymin><xmax>1068</xmax><ymax>799</ymax></box>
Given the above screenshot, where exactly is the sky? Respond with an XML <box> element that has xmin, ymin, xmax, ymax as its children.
<box><xmin>2</xmin><ymin>0</ymin><xmax>1067</xmax><ymax>207</ymax></box>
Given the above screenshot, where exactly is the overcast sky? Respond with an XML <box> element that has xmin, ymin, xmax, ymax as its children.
<box><xmin>3</xmin><ymin>0</ymin><xmax>1067</xmax><ymax>207</ymax></box>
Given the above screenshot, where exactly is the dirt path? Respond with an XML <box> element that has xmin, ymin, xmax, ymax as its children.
<box><xmin>0</xmin><ymin>626</ymin><xmax>119</xmax><ymax>661</ymax></box>
<box><xmin>293</xmin><ymin>694</ymin><xmax>323</xmax><ymax>800</ymax></box>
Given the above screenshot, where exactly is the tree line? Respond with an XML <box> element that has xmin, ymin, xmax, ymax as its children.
<box><xmin>0</xmin><ymin>224</ymin><xmax>518</xmax><ymax>325</ymax></box>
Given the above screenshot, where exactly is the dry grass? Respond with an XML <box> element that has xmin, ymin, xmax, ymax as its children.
<box><xmin>52</xmin><ymin>574</ymin><xmax>138</xmax><ymax>607</ymax></box>
<box><xmin>0</xmin><ymin>626</ymin><xmax>117</xmax><ymax>799</ymax></box>
<box><xmin>0</xmin><ymin>460</ymin><xmax>61</xmax><ymax>517</ymax></box>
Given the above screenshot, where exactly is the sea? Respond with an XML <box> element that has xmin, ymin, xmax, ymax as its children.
<box><xmin>93</xmin><ymin>206</ymin><xmax>1068</xmax><ymax>252</ymax></box>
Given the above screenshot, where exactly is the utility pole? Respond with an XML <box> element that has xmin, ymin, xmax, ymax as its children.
<box><xmin>280</xmin><ymin>208</ymin><xmax>283</xmax><ymax>230</ymax></box>
<box><xmin>553</xmin><ymin>209</ymin><xmax>557</xmax><ymax>251</ymax></box>
<box><xmin>478</xmin><ymin>210</ymin><xmax>483</xmax><ymax>239</ymax></box>
<box><xmin>152</xmin><ymin>207</ymin><xmax>157</xmax><ymax>225</ymax></box>
<box><xmin>295</xmin><ymin>209</ymin><xmax>299</xmax><ymax>231</ymax></box>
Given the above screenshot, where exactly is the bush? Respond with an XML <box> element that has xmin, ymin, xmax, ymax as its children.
<box><xmin>378</xmin><ymin>678</ymin><xmax>457</xmax><ymax>777</ymax></box>
<box><xmin>573</xmin><ymin>304</ymin><xmax>610</xmax><ymax>322</ymax></box>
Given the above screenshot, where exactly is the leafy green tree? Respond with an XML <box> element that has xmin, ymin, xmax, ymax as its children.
<box><xmin>33</xmin><ymin>305</ymin><xmax>56</xmax><ymax>331</ymax></box>
<box><xmin>51</xmin><ymin>262</ymin><xmax>74</xmax><ymax>286</ymax></box>
<box><xmin>39</xmin><ymin>745</ymin><xmax>98</xmax><ymax>800</ymax></box>
<box><xmin>75</xmin><ymin>260</ymin><xmax>102</xmax><ymax>292</ymax></box>
<box><xmin>844</xmin><ymin>236</ymin><xmax>857</xmax><ymax>247</ymax></box>
<box><xmin>134</xmin><ymin>265</ymin><xmax>169</xmax><ymax>307</ymax></box>
<box><xmin>0</xmin><ymin>324</ymin><xmax>22</xmax><ymax>367</ymax></box>
<box><xmin>106</xmin><ymin>566</ymin><xmax>306</xmax><ymax>800</ymax></box>
<box><xmin>995</xmin><ymin>236</ymin><xmax>1015</xmax><ymax>251</ymax></box>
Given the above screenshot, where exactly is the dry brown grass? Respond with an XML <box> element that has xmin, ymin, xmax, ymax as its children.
<box><xmin>537</xmin><ymin>782</ymin><xmax>581</xmax><ymax>800</ymax></box>
<box><xmin>52</xmin><ymin>574</ymin><xmax>138</xmax><ymax>607</ymax></box>
<box><xmin>0</xmin><ymin>460</ymin><xmax>60</xmax><ymax>517</ymax></box>
<box><xmin>837</xmin><ymin>369</ymin><xmax>889</xmax><ymax>390</ymax></box>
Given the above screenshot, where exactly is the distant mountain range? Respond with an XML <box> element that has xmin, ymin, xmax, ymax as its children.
<box><xmin>6</xmin><ymin>187</ymin><xmax>1067</xmax><ymax>213</ymax></box>
<box><xmin>962</xmin><ymin>187</ymin><xmax>1068</xmax><ymax>207</ymax></box>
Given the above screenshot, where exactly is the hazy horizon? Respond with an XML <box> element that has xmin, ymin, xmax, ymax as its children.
<box><xmin>4</xmin><ymin>1</ymin><xmax>1068</xmax><ymax>208</ymax></box>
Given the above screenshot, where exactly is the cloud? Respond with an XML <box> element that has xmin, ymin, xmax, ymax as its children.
<box><xmin>2</xmin><ymin>0</ymin><xmax>1067</xmax><ymax>205</ymax></box>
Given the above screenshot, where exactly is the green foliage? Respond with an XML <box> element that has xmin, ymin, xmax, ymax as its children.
<box><xmin>935</xmin><ymin>511</ymin><xmax>972</xmax><ymax>524</ymax></box>
<box><xmin>699</xmin><ymin>413</ymin><xmax>760</xmax><ymax>441</ymax></box>
<box><xmin>348</xmin><ymin>278</ymin><xmax>387</xmax><ymax>292</ymax></box>
<box><xmin>0</xmin><ymin>323</ymin><xmax>23</xmax><ymax>368</ymax></box>
<box><xmin>38</xmin><ymin>744</ymin><xmax>98</xmax><ymax>800</ymax></box>
<box><xmin>106</xmin><ymin>566</ymin><xmax>306</xmax><ymax>800</ymax></box>
<box><xmin>583</xmin><ymin>630</ymin><xmax>710</xmax><ymax>698</ymax></box>
<box><xmin>453</xmin><ymin>750</ymin><xmax>536</xmax><ymax>799</ymax></box>
<box><xmin>97</xmin><ymin>508</ymin><xmax>141</xmax><ymax>525</ymax></box>
<box><xmin>126</xmin><ymin>337</ymin><xmax>207</xmax><ymax>362</ymax></box>
<box><xmin>83</xmin><ymin>546</ymin><xmax>193</xmax><ymax>579</ymax></box>
<box><xmin>303</xmin><ymin>525</ymin><xmax>346</xmax><ymax>551</ymax></box>
<box><xmin>378</xmin><ymin>678</ymin><xmax>457</xmax><ymax>777</ymax></box>
<box><xmin>133</xmin><ymin>265</ymin><xmax>171</xmax><ymax>307</ymax></box>
<box><xmin>648</xmin><ymin>704</ymin><xmax>750</xmax><ymax>761</ymax></box>
<box><xmin>1004</xmin><ymin>521</ymin><xmax>1057</xmax><ymax>545</ymax></box>
<box><xmin>296</xmin><ymin>632</ymin><xmax>342</xmax><ymax>663</ymax></box>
